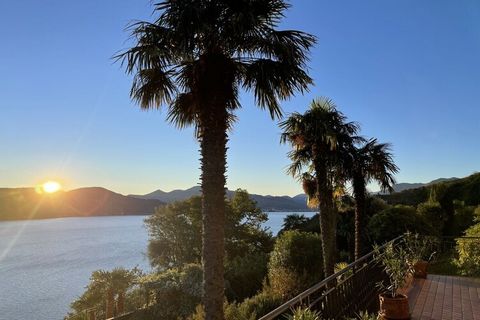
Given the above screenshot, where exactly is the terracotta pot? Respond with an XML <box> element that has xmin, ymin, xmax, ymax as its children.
<box><xmin>414</xmin><ymin>260</ymin><xmax>428</xmax><ymax>278</ymax></box>
<box><xmin>379</xmin><ymin>293</ymin><xmax>410</xmax><ymax>320</ymax></box>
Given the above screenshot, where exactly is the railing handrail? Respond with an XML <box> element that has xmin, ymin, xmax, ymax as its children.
<box><xmin>258</xmin><ymin>235</ymin><xmax>404</xmax><ymax>320</ymax></box>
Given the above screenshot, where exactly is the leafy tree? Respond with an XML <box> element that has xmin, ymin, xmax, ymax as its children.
<box><xmin>117</xmin><ymin>1</ymin><xmax>315</xmax><ymax>318</ymax></box>
<box><xmin>281</xmin><ymin>214</ymin><xmax>310</xmax><ymax>233</ymax></box>
<box><xmin>145</xmin><ymin>189</ymin><xmax>273</xmax><ymax>271</ymax></box>
<box><xmin>267</xmin><ymin>231</ymin><xmax>323</xmax><ymax>298</ymax></box>
<box><xmin>280</xmin><ymin>97</ymin><xmax>360</xmax><ymax>276</ymax></box>
<box><xmin>416</xmin><ymin>201</ymin><xmax>447</xmax><ymax>235</ymax></box>
<box><xmin>139</xmin><ymin>264</ymin><xmax>204</xmax><ymax>319</ymax></box>
<box><xmin>346</xmin><ymin>139</ymin><xmax>398</xmax><ymax>259</ymax></box>
<box><xmin>367</xmin><ymin>205</ymin><xmax>436</xmax><ymax>244</ymax></box>
<box><xmin>67</xmin><ymin>268</ymin><xmax>143</xmax><ymax>319</ymax></box>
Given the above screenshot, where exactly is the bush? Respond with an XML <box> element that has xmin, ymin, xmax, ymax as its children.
<box><xmin>417</xmin><ymin>201</ymin><xmax>446</xmax><ymax>235</ymax></box>
<box><xmin>268</xmin><ymin>231</ymin><xmax>323</xmax><ymax>298</ymax></box>
<box><xmin>225</xmin><ymin>252</ymin><xmax>269</xmax><ymax>301</ymax></box>
<box><xmin>367</xmin><ymin>205</ymin><xmax>436</xmax><ymax>244</ymax></box>
<box><xmin>455</xmin><ymin>223</ymin><xmax>480</xmax><ymax>276</ymax></box>
<box><xmin>188</xmin><ymin>289</ymin><xmax>283</xmax><ymax>320</ymax></box>
<box><xmin>224</xmin><ymin>289</ymin><xmax>284</xmax><ymax>320</ymax></box>
<box><xmin>139</xmin><ymin>264</ymin><xmax>203</xmax><ymax>320</ymax></box>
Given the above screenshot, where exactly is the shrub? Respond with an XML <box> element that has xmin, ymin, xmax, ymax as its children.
<box><xmin>225</xmin><ymin>252</ymin><xmax>269</xmax><ymax>301</ymax></box>
<box><xmin>139</xmin><ymin>264</ymin><xmax>203</xmax><ymax>320</ymax></box>
<box><xmin>367</xmin><ymin>205</ymin><xmax>436</xmax><ymax>244</ymax></box>
<box><xmin>416</xmin><ymin>201</ymin><xmax>446</xmax><ymax>235</ymax></box>
<box><xmin>224</xmin><ymin>289</ymin><xmax>284</xmax><ymax>320</ymax></box>
<box><xmin>455</xmin><ymin>223</ymin><xmax>480</xmax><ymax>276</ymax></box>
<box><xmin>267</xmin><ymin>231</ymin><xmax>323</xmax><ymax>298</ymax></box>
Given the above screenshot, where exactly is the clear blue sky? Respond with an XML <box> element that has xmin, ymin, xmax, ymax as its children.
<box><xmin>1</xmin><ymin>0</ymin><xmax>479</xmax><ymax>196</ymax></box>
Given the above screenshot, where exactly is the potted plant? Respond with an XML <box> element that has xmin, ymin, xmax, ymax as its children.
<box><xmin>404</xmin><ymin>233</ymin><xmax>436</xmax><ymax>279</ymax></box>
<box><xmin>375</xmin><ymin>243</ymin><xmax>414</xmax><ymax>320</ymax></box>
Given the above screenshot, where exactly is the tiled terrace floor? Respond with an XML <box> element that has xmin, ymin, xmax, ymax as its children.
<box><xmin>408</xmin><ymin>274</ymin><xmax>480</xmax><ymax>320</ymax></box>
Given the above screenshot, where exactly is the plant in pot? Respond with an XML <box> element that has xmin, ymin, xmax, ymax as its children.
<box><xmin>404</xmin><ymin>233</ymin><xmax>436</xmax><ymax>279</ymax></box>
<box><xmin>375</xmin><ymin>243</ymin><xmax>414</xmax><ymax>320</ymax></box>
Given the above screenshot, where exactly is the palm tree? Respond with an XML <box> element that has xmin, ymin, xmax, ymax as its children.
<box><xmin>116</xmin><ymin>1</ymin><xmax>315</xmax><ymax>318</ymax></box>
<box><xmin>348</xmin><ymin>139</ymin><xmax>398</xmax><ymax>260</ymax></box>
<box><xmin>280</xmin><ymin>97</ymin><xmax>360</xmax><ymax>277</ymax></box>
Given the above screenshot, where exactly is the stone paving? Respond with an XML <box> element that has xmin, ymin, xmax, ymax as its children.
<box><xmin>408</xmin><ymin>274</ymin><xmax>480</xmax><ymax>320</ymax></box>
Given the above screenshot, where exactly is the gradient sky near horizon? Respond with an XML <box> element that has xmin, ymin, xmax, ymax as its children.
<box><xmin>1</xmin><ymin>0</ymin><xmax>479</xmax><ymax>196</ymax></box>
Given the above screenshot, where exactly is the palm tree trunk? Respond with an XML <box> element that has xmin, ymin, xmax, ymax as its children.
<box><xmin>352</xmin><ymin>174</ymin><xmax>366</xmax><ymax>261</ymax></box>
<box><xmin>199</xmin><ymin>107</ymin><xmax>228</xmax><ymax>320</ymax></box>
<box><xmin>315</xmin><ymin>161</ymin><xmax>336</xmax><ymax>278</ymax></box>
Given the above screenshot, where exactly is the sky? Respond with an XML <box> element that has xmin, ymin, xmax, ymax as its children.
<box><xmin>1</xmin><ymin>0</ymin><xmax>479</xmax><ymax>196</ymax></box>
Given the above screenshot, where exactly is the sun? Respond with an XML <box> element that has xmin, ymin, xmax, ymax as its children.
<box><xmin>42</xmin><ymin>181</ymin><xmax>62</xmax><ymax>194</ymax></box>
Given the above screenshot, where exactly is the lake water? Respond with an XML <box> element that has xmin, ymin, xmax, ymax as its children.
<box><xmin>0</xmin><ymin>212</ymin><xmax>314</xmax><ymax>320</ymax></box>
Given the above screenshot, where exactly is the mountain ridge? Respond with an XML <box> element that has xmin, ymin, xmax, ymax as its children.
<box><xmin>0</xmin><ymin>187</ymin><xmax>164</xmax><ymax>221</ymax></box>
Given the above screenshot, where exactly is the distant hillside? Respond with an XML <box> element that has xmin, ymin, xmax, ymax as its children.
<box><xmin>130</xmin><ymin>187</ymin><xmax>311</xmax><ymax>212</ymax></box>
<box><xmin>391</xmin><ymin>177</ymin><xmax>459</xmax><ymax>193</ymax></box>
<box><xmin>0</xmin><ymin>187</ymin><xmax>164</xmax><ymax>220</ymax></box>
<box><xmin>380</xmin><ymin>173</ymin><xmax>480</xmax><ymax>207</ymax></box>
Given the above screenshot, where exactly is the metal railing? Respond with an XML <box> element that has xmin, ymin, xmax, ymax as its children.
<box><xmin>258</xmin><ymin>236</ymin><xmax>404</xmax><ymax>320</ymax></box>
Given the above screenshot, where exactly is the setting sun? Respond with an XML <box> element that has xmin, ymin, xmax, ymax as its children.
<box><xmin>42</xmin><ymin>181</ymin><xmax>61</xmax><ymax>194</ymax></box>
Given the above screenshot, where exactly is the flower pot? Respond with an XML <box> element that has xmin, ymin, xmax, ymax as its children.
<box><xmin>413</xmin><ymin>260</ymin><xmax>428</xmax><ymax>279</ymax></box>
<box><xmin>379</xmin><ymin>293</ymin><xmax>410</xmax><ymax>320</ymax></box>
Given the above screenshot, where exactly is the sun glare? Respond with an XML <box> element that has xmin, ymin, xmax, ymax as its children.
<box><xmin>42</xmin><ymin>181</ymin><xmax>61</xmax><ymax>194</ymax></box>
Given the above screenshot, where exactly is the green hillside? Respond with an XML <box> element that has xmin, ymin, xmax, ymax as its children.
<box><xmin>380</xmin><ymin>172</ymin><xmax>480</xmax><ymax>207</ymax></box>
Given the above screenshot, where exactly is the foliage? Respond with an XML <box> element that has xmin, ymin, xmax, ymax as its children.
<box><xmin>404</xmin><ymin>232</ymin><xmax>437</xmax><ymax>263</ymax></box>
<box><xmin>381</xmin><ymin>173</ymin><xmax>480</xmax><ymax>236</ymax></box>
<box><xmin>283</xmin><ymin>307</ymin><xmax>322</xmax><ymax>320</ymax></box>
<box><xmin>280</xmin><ymin>97</ymin><xmax>361</xmax><ymax>276</ymax></box>
<box><xmin>345</xmin><ymin>311</ymin><xmax>379</xmax><ymax>320</ymax></box>
<box><xmin>281</xmin><ymin>214</ymin><xmax>310</xmax><ymax>233</ymax></box>
<box><xmin>416</xmin><ymin>201</ymin><xmax>446</xmax><ymax>235</ymax></box>
<box><xmin>139</xmin><ymin>264</ymin><xmax>203</xmax><ymax>320</ymax></box>
<box><xmin>225</xmin><ymin>251</ymin><xmax>269</xmax><ymax>301</ymax></box>
<box><xmin>367</xmin><ymin>205</ymin><xmax>436</xmax><ymax>244</ymax></box>
<box><xmin>145</xmin><ymin>189</ymin><xmax>273</xmax><ymax>270</ymax></box>
<box><xmin>455</xmin><ymin>223</ymin><xmax>480</xmax><ymax>276</ymax></box>
<box><xmin>347</xmin><ymin>138</ymin><xmax>398</xmax><ymax>259</ymax></box>
<box><xmin>268</xmin><ymin>231</ymin><xmax>323</xmax><ymax>298</ymax></box>
<box><xmin>224</xmin><ymin>289</ymin><xmax>284</xmax><ymax>320</ymax></box>
<box><xmin>450</xmin><ymin>201</ymin><xmax>476</xmax><ymax>236</ymax></box>
<box><xmin>67</xmin><ymin>267</ymin><xmax>143</xmax><ymax>318</ymax></box>
<box><xmin>375</xmin><ymin>243</ymin><xmax>414</xmax><ymax>298</ymax></box>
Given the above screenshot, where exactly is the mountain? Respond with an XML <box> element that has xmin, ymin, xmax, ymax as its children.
<box><xmin>0</xmin><ymin>187</ymin><xmax>164</xmax><ymax>220</ymax></box>
<box><xmin>389</xmin><ymin>177</ymin><xmax>459</xmax><ymax>193</ymax></box>
<box><xmin>130</xmin><ymin>187</ymin><xmax>311</xmax><ymax>212</ymax></box>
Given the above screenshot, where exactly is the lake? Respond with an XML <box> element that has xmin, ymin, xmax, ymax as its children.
<box><xmin>0</xmin><ymin>212</ymin><xmax>315</xmax><ymax>320</ymax></box>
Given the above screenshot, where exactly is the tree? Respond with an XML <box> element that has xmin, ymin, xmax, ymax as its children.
<box><xmin>145</xmin><ymin>190</ymin><xmax>273</xmax><ymax>270</ymax></box>
<box><xmin>117</xmin><ymin>2</ymin><xmax>315</xmax><ymax>318</ymax></box>
<box><xmin>367</xmin><ymin>205</ymin><xmax>436</xmax><ymax>244</ymax></box>
<box><xmin>280</xmin><ymin>97</ymin><xmax>360</xmax><ymax>277</ymax></box>
<box><xmin>281</xmin><ymin>214</ymin><xmax>310</xmax><ymax>233</ymax></box>
<box><xmin>67</xmin><ymin>268</ymin><xmax>142</xmax><ymax>319</ymax></box>
<box><xmin>347</xmin><ymin>139</ymin><xmax>398</xmax><ymax>260</ymax></box>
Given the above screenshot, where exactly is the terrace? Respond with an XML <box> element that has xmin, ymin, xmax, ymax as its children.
<box><xmin>259</xmin><ymin>236</ymin><xmax>480</xmax><ymax>320</ymax></box>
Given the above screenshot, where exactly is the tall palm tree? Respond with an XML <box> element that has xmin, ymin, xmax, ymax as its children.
<box><xmin>280</xmin><ymin>97</ymin><xmax>360</xmax><ymax>277</ymax></box>
<box><xmin>116</xmin><ymin>1</ymin><xmax>315</xmax><ymax>318</ymax></box>
<box><xmin>348</xmin><ymin>139</ymin><xmax>398</xmax><ymax>260</ymax></box>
